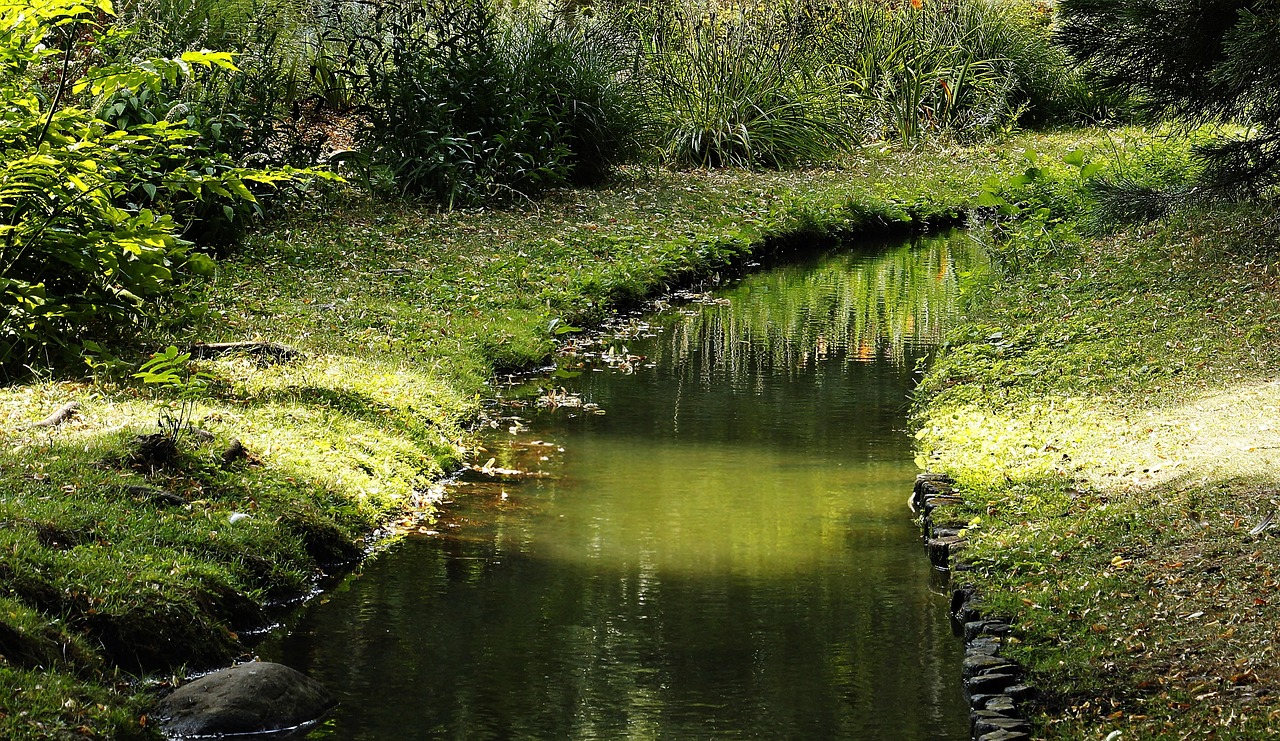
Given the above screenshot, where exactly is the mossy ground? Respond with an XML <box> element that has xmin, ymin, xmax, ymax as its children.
<box><xmin>0</xmin><ymin>139</ymin><xmax>1071</xmax><ymax>740</ymax></box>
<box><xmin>916</xmin><ymin>148</ymin><xmax>1280</xmax><ymax>737</ymax></box>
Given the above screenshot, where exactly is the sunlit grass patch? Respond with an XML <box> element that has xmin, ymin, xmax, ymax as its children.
<box><xmin>915</xmin><ymin>186</ymin><xmax>1280</xmax><ymax>737</ymax></box>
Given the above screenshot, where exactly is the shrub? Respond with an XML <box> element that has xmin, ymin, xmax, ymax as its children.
<box><xmin>0</xmin><ymin>0</ymin><xmax>330</xmax><ymax>375</ymax></box>
<box><xmin>630</xmin><ymin>0</ymin><xmax>856</xmax><ymax>168</ymax></box>
<box><xmin>821</xmin><ymin>0</ymin><xmax>1087</xmax><ymax>142</ymax></box>
<box><xmin>113</xmin><ymin>0</ymin><xmax>340</xmax><ymax>167</ymax></box>
<box><xmin>355</xmin><ymin>0</ymin><xmax>647</xmax><ymax>203</ymax></box>
<box><xmin>1058</xmin><ymin>0</ymin><xmax>1280</xmax><ymax>193</ymax></box>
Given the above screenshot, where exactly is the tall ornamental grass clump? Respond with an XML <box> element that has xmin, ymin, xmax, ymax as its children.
<box><xmin>620</xmin><ymin>0</ymin><xmax>1089</xmax><ymax>168</ymax></box>
<box><xmin>629</xmin><ymin>0</ymin><xmax>856</xmax><ymax>168</ymax></box>
<box><xmin>820</xmin><ymin>0</ymin><xmax>1087</xmax><ymax>143</ymax></box>
<box><xmin>355</xmin><ymin>0</ymin><xmax>647</xmax><ymax>204</ymax></box>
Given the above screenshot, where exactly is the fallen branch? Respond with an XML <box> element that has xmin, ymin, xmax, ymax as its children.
<box><xmin>29</xmin><ymin>401</ymin><xmax>80</xmax><ymax>430</ymax></box>
<box><xmin>190</xmin><ymin>341</ymin><xmax>301</xmax><ymax>364</ymax></box>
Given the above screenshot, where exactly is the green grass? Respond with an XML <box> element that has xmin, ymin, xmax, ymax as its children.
<box><xmin>915</xmin><ymin>141</ymin><xmax>1280</xmax><ymax>738</ymax></box>
<box><xmin>0</xmin><ymin>139</ymin><xmax>1064</xmax><ymax>739</ymax></box>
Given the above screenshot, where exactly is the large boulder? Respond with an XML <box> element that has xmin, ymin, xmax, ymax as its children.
<box><xmin>154</xmin><ymin>662</ymin><xmax>336</xmax><ymax>738</ymax></box>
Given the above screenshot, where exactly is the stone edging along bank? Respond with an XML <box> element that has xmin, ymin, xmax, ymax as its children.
<box><xmin>912</xmin><ymin>473</ymin><xmax>1036</xmax><ymax>741</ymax></box>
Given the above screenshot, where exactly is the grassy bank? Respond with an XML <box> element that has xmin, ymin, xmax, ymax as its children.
<box><xmin>915</xmin><ymin>148</ymin><xmax>1280</xmax><ymax>736</ymax></box>
<box><xmin>0</xmin><ymin>139</ymin><xmax>1059</xmax><ymax>739</ymax></box>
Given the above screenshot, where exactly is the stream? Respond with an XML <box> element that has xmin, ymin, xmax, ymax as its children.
<box><xmin>257</xmin><ymin>231</ymin><xmax>986</xmax><ymax>740</ymax></box>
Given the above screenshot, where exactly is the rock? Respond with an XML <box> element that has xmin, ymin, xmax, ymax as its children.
<box><xmin>978</xmin><ymin>730</ymin><xmax>1030</xmax><ymax>741</ymax></box>
<box><xmin>968</xmin><ymin>636</ymin><xmax>1004</xmax><ymax>655</ymax></box>
<box><xmin>963</xmin><ymin>653</ymin><xmax>1018</xmax><ymax>678</ymax></box>
<box><xmin>964</xmin><ymin>672</ymin><xmax>1019</xmax><ymax>696</ymax></box>
<box><xmin>928</xmin><ymin>536</ymin><xmax>966</xmax><ymax>569</ymax></box>
<box><xmin>222</xmin><ymin>439</ymin><xmax>249</xmax><ymax>467</ymax></box>
<box><xmin>912</xmin><ymin>474</ymin><xmax>954</xmax><ymax>510</ymax></box>
<box><xmin>154</xmin><ymin>662</ymin><xmax>336</xmax><ymax>738</ymax></box>
<box><xmin>984</xmin><ymin>695</ymin><xmax>1017</xmax><ymax>713</ymax></box>
<box><xmin>973</xmin><ymin>712</ymin><xmax>1032</xmax><ymax>736</ymax></box>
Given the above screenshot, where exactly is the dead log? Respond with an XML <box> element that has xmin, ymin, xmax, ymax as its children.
<box><xmin>29</xmin><ymin>402</ymin><xmax>80</xmax><ymax>429</ymax></box>
<box><xmin>190</xmin><ymin>341</ymin><xmax>301</xmax><ymax>365</ymax></box>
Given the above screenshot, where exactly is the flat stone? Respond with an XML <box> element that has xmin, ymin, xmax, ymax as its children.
<box><xmin>974</xmin><ymin>717</ymin><xmax>1032</xmax><ymax>736</ymax></box>
<box><xmin>1003</xmin><ymin>683</ymin><xmax>1036</xmax><ymax>701</ymax></box>
<box><xmin>978</xmin><ymin>730</ymin><xmax>1031</xmax><ymax>741</ymax></box>
<box><xmin>984</xmin><ymin>695</ymin><xmax>1017</xmax><ymax>713</ymax></box>
<box><xmin>154</xmin><ymin>662</ymin><xmax>336</xmax><ymax>738</ymax></box>
<box><xmin>928</xmin><ymin>536</ymin><xmax>966</xmax><ymax>569</ymax></box>
<box><xmin>968</xmin><ymin>637</ymin><xmax>1003</xmax><ymax>655</ymax></box>
<box><xmin>951</xmin><ymin>587</ymin><xmax>977</xmax><ymax>610</ymax></box>
<box><xmin>968</xmin><ymin>693</ymin><xmax>996</xmax><ymax>707</ymax></box>
<box><xmin>912</xmin><ymin>475</ymin><xmax>953</xmax><ymax>510</ymax></box>
<box><xmin>963</xmin><ymin>653</ymin><xmax>1018</xmax><ymax>678</ymax></box>
<box><xmin>982</xmin><ymin>621</ymin><xmax>1013</xmax><ymax>636</ymax></box>
<box><xmin>972</xmin><ymin>708</ymin><xmax>1032</xmax><ymax>733</ymax></box>
<box><xmin>965</xmin><ymin>672</ymin><xmax>1018</xmax><ymax>696</ymax></box>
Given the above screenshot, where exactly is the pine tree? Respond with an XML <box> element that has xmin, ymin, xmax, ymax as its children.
<box><xmin>1058</xmin><ymin>0</ymin><xmax>1280</xmax><ymax>192</ymax></box>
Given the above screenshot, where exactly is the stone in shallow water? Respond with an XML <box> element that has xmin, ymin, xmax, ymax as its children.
<box><xmin>154</xmin><ymin>662</ymin><xmax>336</xmax><ymax>738</ymax></box>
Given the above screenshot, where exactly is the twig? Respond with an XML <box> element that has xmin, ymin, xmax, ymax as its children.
<box><xmin>28</xmin><ymin>401</ymin><xmax>80</xmax><ymax>430</ymax></box>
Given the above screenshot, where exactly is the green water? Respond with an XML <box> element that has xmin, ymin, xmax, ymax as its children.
<box><xmin>259</xmin><ymin>233</ymin><xmax>985</xmax><ymax>740</ymax></box>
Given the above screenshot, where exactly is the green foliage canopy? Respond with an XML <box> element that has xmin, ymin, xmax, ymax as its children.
<box><xmin>1058</xmin><ymin>0</ymin><xmax>1280</xmax><ymax>191</ymax></box>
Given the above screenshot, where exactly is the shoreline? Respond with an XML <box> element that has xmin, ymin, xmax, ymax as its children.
<box><xmin>1</xmin><ymin>141</ymin><xmax>1034</xmax><ymax>739</ymax></box>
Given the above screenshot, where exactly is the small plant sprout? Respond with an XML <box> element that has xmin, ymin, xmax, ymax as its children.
<box><xmin>134</xmin><ymin>345</ymin><xmax>214</xmax><ymax>445</ymax></box>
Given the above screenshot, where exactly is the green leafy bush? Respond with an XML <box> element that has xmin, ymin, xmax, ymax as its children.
<box><xmin>0</xmin><ymin>0</ymin><xmax>331</xmax><ymax>375</ymax></box>
<box><xmin>113</xmin><ymin>0</ymin><xmax>342</xmax><ymax>169</ymax></box>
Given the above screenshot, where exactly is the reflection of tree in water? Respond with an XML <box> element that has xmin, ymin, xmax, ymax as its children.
<box><xmin>648</xmin><ymin>232</ymin><xmax>984</xmax><ymax>378</ymax></box>
<box><xmin>266</xmin><ymin>234</ymin><xmax>979</xmax><ymax>740</ymax></box>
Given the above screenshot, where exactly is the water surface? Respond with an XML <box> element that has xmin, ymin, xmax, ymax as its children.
<box><xmin>259</xmin><ymin>233</ymin><xmax>984</xmax><ymax>740</ymax></box>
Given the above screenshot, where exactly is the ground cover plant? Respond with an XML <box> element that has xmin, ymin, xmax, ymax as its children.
<box><xmin>914</xmin><ymin>131</ymin><xmax>1280</xmax><ymax>738</ymax></box>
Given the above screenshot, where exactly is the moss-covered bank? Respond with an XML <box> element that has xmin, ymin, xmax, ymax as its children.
<box><xmin>1</xmin><ymin>139</ymin><xmax>1078</xmax><ymax>739</ymax></box>
<box><xmin>915</xmin><ymin>144</ymin><xmax>1280</xmax><ymax>737</ymax></box>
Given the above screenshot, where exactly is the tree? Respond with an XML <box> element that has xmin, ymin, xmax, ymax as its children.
<box><xmin>1057</xmin><ymin>0</ymin><xmax>1280</xmax><ymax>193</ymax></box>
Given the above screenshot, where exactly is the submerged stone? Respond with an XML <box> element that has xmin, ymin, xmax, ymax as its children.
<box><xmin>154</xmin><ymin>661</ymin><xmax>336</xmax><ymax>738</ymax></box>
